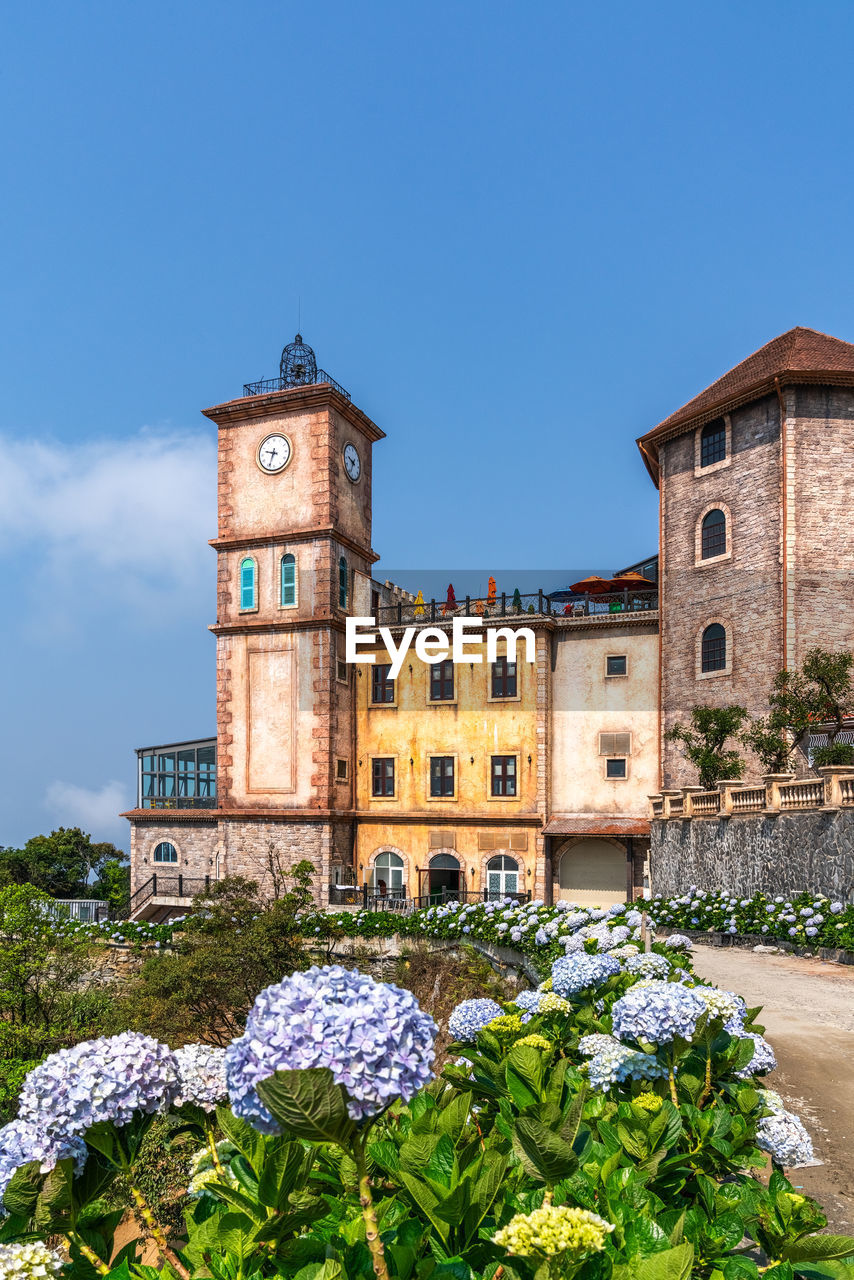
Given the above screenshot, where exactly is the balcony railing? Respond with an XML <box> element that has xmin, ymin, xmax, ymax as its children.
<box><xmin>328</xmin><ymin>885</ymin><xmax>532</xmax><ymax>913</ymax></box>
<box><xmin>651</xmin><ymin>767</ymin><xmax>854</xmax><ymax>820</ymax></box>
<box><xmin>242</xmin><ymin>370</ymin><xmax>351</xmax><ymax>401</ymax></box>
<box><xmin>129</xmin><ymin>873</ymin><xmax>211</xmax><ymax>916</ymax></box>
<box><xmin>376</xmin><ymin>589</ymin><xmax>658</xmax><ymax>627</ymax></box>
<box><xmin>138</xmin><ymin>796</ymin><xmax>217</xmax><ymax>810</ymax></box>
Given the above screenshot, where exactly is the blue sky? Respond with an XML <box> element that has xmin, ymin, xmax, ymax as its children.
<box><xmin>3</xmin><ymin>0</ymin><xmax>854</xmax><ymax>849</ymax></box>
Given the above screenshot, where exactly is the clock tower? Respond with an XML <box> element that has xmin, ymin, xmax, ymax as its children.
<box><xmin>202</xmin><ymin>335</ymin><xmax>385</xmax><ymax>898</ymax></box>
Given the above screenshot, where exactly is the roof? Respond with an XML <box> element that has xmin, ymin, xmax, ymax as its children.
<box><xmin>637</xmin><ymin>326</ymin><xmax>854</xmax><ymax>484</ymax></box>
<box><xmin>543</xmin><ymin>816</ymin><xmax>650</xmax><ymax>837</ymax></box>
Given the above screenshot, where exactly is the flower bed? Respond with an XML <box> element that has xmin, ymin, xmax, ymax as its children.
<box><xmin>2</xmin><ymin>902</ymin><xmax>852</xmax><ymax>1279</ymax></box>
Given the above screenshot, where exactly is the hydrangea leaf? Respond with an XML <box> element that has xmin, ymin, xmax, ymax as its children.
<box><xmin>256</xmin><ymin>1068</ymin><xmax>357</xmax><ymax>1148</ymax></box>
<box><xmin>512</xmin><ymin>1116</ymin><xmax>578</xmax><ymax>1185</ymax></box>
<box><xmin>2</xmin><ymin>1160</ymin><xmax>42</xmax><ymax>1218</ymax></box>
<box><xmin>781</xmin><ymin>1235</ymin><xmax>854</xmax><ymax>1262</ymax></box>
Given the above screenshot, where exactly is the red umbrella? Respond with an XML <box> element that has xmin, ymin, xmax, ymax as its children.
<box><xmin>442</xmin><ymin>583</ymin><xmax>457</xmax><ymax>615</ymax></box>
<box><xmin>607</xmin><ymin>571</ymin><xmax>656</xmax><ymax>591</ymax></box>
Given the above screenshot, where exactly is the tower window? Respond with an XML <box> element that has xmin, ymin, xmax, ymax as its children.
<box><xmin>606</xmin><ymin>655</ymin><xmax>627</xmax><ymax>677</ymax></box>
<box><xmin>491</xmin><ymin>656</ymin><xmax>517</xmax><ymax>698</ymax></box>
<box><xmin>339</xmin><ymin>556</ymin><xmax>349</xmax><ymax>609</ymax></box>
<box><xmin>153</xmin><ymin>841</ymin><xmax>177</xmax><ymax>863</ymax></box>
<box><xmin>240</xmin><ymin>558</ymin><xmax>256</xmax><ymax>611</ymax></box>
<box><xmin>701</xmin><ymin>623</ymin><xmax>727</xmax><ymax>672</ymax></box>
<box><xmin>701</xmin><ymin>509</ymin><xmax>726</xmax><ymax>559</ymax></box>
<box><xmin>700</xmin><ymin>418</ymin><xmax>727</xmax><ymax>467</ymax></box>
<box><xmin>606</xmin><ymin>758</ymin><xmax>627</xmax><ymax>779</ymax></box>
<box><xmin>280</xmin><ymin>553</ymin><xmax>297</xmax><ymax>606</ymax></box>
<box><xmin>430</xmin><ymin>660</ymin><xmax>455</xmax><ymax>701</ymax></box>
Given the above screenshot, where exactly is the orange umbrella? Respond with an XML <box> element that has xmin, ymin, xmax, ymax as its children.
<box><xmin>608</xmin><ymin>571</ymin><xmax>656</xmax><ymax>591</ymax></box>
<box><xmin>569</xmin><ymin>575</ymin><xmax>613</xmax><ymax>595</ymax></box>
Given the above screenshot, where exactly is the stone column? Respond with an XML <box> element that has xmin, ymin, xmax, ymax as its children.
<box><xmin>817</xmin><ymin>765</ymin><xmax>854</xmax><ymax>809</ymax></box>
<box><xmin>680</xmin><ymin>785</ymin><xmax>704</xmax><ymax>817</ymax></box>
<box><xmin>660</xmin><ymin>789</ymin><xmax>682</xmax><ymax>818</ymax></box>
<box><xmin>715</xmin><ymin>779</ymin><xmax>743</xmax><ymax>816</ymax></box>
<box><xmin>763</xmin><ymin>772</ymin><xmax>794</xmax><ymax>813</ymax></box>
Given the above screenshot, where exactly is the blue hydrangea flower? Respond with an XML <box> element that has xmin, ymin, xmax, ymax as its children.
<box><xmin>17</xmin><ymin>1033</ymin><xmax>179</xmax><ymax>1151</ymax></box>
<box><xmin>226</xmin><ymin>966</ymin><xmax>437</xmax><ymax>1131</ymax></box>
<box><xmin>612</xmin><ymin>981</ymin><xmax>706</xmax><ymax>1047</ymax></box>
<box><xmin>552</xmin><ymin>953</ymin><xmax>621</xmax><ymax>996</ymax></box>
<box><xmin>448</xmin><ymin>997</ymin><xmax>504</xmax><ymax>1043</ymax></box>
<box><xmin>664</xmin><ymin>934</ymin><xmax>693</xmax><ymax>951</ymax></box>
<box><xmin>689</xmin><ymin>985</ymin><xmax>746</xmax><ymax>1033</ymax></box>
<box><xmin>586</xmin><ymin>1044</ymin><xmax>668</xmax><ymax>1091</ymax></box>
<box><xmin>757</xmin><ymin>1108</ymin><xmax>813</xmax><ymax>1166</ymax></box>
<box><xmin>625</xmin><ymin>953</ymin><xmax>670</xmax><ymax>980</ymax></box>
<box><xmin>513</xmin><ymin>991</ymin><xmax>544</xmax><ymax>1014</ymax></box>
<box><xmin>733</xmin><ymin>1033</ymin><xmax>777</xmax><ymax>1079</ymax></box>
<box><xmin>174</xmin><ymin>1044</ymin><xmax>229</xmax><ymax>1110</ymax></box>
<box><xmin>578</xmin><ymin>1033</ymin><xmax>621</xmax><ymax>1056</ymax></box>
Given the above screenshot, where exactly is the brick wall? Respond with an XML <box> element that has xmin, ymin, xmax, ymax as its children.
<box><xmin>659</xmin><ymin>395</ymin><xmax>783</xmax><ymax>786</ymax></box>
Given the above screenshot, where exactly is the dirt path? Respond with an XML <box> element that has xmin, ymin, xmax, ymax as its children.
<box><xmin>692</xmin><ymin>944</ymin><xmax>854</xmax><ymax>1232</ymax></box>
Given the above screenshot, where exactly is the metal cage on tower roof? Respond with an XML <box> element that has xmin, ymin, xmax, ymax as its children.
<box><xmin>280</xmin><ymin>333</ymin><xmax>318</xmax><ymax>387</ymax></box>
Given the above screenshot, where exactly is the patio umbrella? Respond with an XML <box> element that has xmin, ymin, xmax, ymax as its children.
<box><xmin>607</xmin><ymin>571</ymin><xmax>655</xmax><ymax>591</ymax></box>
<box><xmin>568</xmin><ymin>575</ymin><xmax>612</xmax><ymax>595</ymax></box>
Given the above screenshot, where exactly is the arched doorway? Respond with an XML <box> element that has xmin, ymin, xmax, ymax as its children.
<box><xmin>557</xmin><ymin>839</ymin><xmax>626</xmax><ymax>906</ymax></box>
<box><xmin>428</xmin><ymin>852</ymin><xmax>460</xmax><ymax>901</ymax></box>
<box><xmin>372</xmin><ymin>850</ymin><xmax>405</xmax><ymax>897</ymax></box>
<box><xmin>486</xmin><ymin>854</ymin><xmax>519</xmax><ymax>900</ymax></box>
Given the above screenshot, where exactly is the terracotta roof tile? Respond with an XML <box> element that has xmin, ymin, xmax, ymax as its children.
<box><xmin>543</xmin><ymin>816</ymin><xmax>649</xmax><ymax>837</ymax></box>
<box><xmin>637</xmin><ymin>326</ymin><xmax>854</xmax><ymax>483</ymax></box>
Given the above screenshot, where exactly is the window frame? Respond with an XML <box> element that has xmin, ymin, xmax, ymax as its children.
<box><xmin>371</xmin><ymin>662</ymin><xmax>396</xmax><ymax>706</ymax></box>
<box><xmin>605</xmin><ymin>756</ymin><xmax>628</xmax><ymax>781</ymax></box>
<box><xmin>335</xmin><ymin>758</ymin><xmax>349</xmax><ymax>782</ymax></box>
<box><xmin>490</xmin><ymin>754</ymin><xmax>518</xmax><ymax>799</ymax></box>
<box><xmin>694</xmin><ymin>415</ymin><xmax>731</xmax><ymax>476</ymax></box>
<box><xmin>428</xmin><ymin>754</ymin><xmax>456</xmax><ymax>800</ymax></box>
<box><xmin>489</xmin><ymin>655</ymin><xmax>519</xmax><ymax>700</ymax></box>
<box><xmin>153</xmin><ymin>841</ymin><xmax>178</xmax><ymax>864</ymax></box>
<box><xmin>239</xmin><ymin>556</ymin><xmax>257</xmax><ymax>612</ymax></box>
<box><xmin>700</xmin><ymin>508</ymin><xmax>727</xmax><ymax>560</ymax></box>
<box><xmin>280</xmin><ymin>553</ymin><xmax>297</xmax><ymax>608</ymax></box>
<box><xmin>605</xmin><ymin>654</ymin><xmax>628</xmax><ymax>679</ymax></box>
<box><xmin>372</xmin><ymin>850</ymin><xmax>405</xmax><ymax>893</ymax></box>
<box><xmin>370</xmin><ymin>756</ymin><xmax>396</xmax><ymax>799</ymax></box>
<box><xmin>699</xmin><ymin>622</ymin><xmax>728</xmax><ymax>676</ymax></box>
<box><xmin>429</xmin><ymin>659</ymin><xmax>455</xmax><ymax>703</ymax></box>
<box><xmin>338</xmin><ymin>556</ymin><xmax>349</xmax><ymax>610</ymax></box>
<box><xmin>486</xmin><ymin>853</ymin><xmax>520</xmax><ymax>899</ymax></box>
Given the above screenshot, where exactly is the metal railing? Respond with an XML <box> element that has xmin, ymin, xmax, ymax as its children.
<box><xmin>47</xmin><ymin>899</ymin><xmax>109</xmax><ymax>923</ymax></box>
<box><xmin>242</xmin><ymin>370</ymin><xmax>351</xmax><ymax>401</ymax></box>
<box><xmin>375</xmin><ymin>589</ymin><xmax>658</xmax><ymax>627</ymax></box>
<box><xmin>329</xmin><ymin>885</ymin><xmax>531</xmax><ymax>913</ymax></box>
<box><xmin>139</xmin><ymin>796</ymin><xmax>217</xmax><ymax>810</ymax></box>
<box><xmin>129</xmin><ymin>873</ymin><xmax>210</xmax><ymax>915</ymax></box>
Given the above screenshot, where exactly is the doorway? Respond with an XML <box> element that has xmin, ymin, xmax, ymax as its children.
<box><xmin>428</xmin><ymin>852</ymin><xmax>460</xmax><ymax>901</ymax></box>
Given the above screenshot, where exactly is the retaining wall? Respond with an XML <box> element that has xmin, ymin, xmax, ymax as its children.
<box><xmin>651</xmin><ymin>810</ymin><xmax>854</xmax><ymax>902</ymax></box>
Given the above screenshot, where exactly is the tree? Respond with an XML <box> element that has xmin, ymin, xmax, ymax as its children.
<box><xmin>768</xmin><ymin>647</ymin><xmax>854</xmax><ymax>769</ymax></box>
<box><xmin>92</xmin><ymin>857</ymin><xmax>131</xmax><ymax>916</ymax></box>
<box><xmin>113</xmin><ymin>867</ymin><xmax>315</xmax><ymax>1046</ymax></box>
<box><xmin>665</xmin><ymin>704</ymin><xmax>748</xmax><ymax>790</ymax></box>
<box><xmin>0</xmin><ymin>827</ymin><xmax>127</xmax><ymax>899</ymax></box>
<box><xmin>741</xmin><ymin>715</ymin><xmax>793</xmax><ymax>775</ymax></box>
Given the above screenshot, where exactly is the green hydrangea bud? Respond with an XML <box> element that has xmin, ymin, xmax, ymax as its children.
<box><xmin>633</xmin><ymin>1091</ymin><xmax>663</xmax><ymax>1113</ymax></box>
<box><xmin>486</xmin><ymin>1013</ymin><xmax>526</xmax><ymax>1037</ymax></box>
<box><xmin>493</xmin><ymin>1204</ymin><xmax>615</xmax><ymax>1259</ymax></box>
<box><xmin>514</xmin><ymin>1033</ymin><xmax>552</xmax><ymax>1051</ymax></box>
<box><xmin>538</xmin><ymin>993</ymin><xmax>573</xmax><ymax>1015</ymax></box>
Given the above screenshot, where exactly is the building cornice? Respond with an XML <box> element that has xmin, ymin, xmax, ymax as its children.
<box><xmin>202</xmin><ymin>383</ymin><xmax>386</xmax><ymax>442</ymax></box>
<box><xmin>208</xmin><ymin>617</ymin><xmax>348</xmax><ymax>637</ymax></box>
<box><xmin>208</xmin><ymin>526</ymin><xmax>379</xmax><ymax>563</ymax></box>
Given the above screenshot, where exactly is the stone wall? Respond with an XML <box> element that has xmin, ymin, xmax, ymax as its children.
<box><xmin>650</xmin><ymin>812</ymin><xmax>854</xmax><ymax>901</ymax></box>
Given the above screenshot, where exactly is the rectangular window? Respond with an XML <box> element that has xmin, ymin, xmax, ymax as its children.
<box><xmin>491</xmin><ymin>755</ymin><xmax>517</xmax><ymax>796</ymax></box>
<box><xmin>430</xmin><ymin>660</ymin><xmax>455</xmax><ymax>701</ymax></box>
<box><xmin>336</xmin><ymin>658</ymin><xmax>349</xmax><ymax>684</ymax></box>
<box><xmin>371</xmin><ymin>758</ymin><xmax>395</xmax><ymax>797</ymax></box>
<box><xmin>371</xmin><ymin>663</ymin><xmax>395</xmax><ymax>704</ymax></box>
<box><xmin>430</xmin><ymin>756</ymin><xmax>455</xmax><ymax>797</ymax></box>
<box><xmin>491</xmin><ymin>656</ymin><xmax>517</xmax><ymax>697</ymax></box>
<box><xmin>606</xmin><ymin>757</ymin><xmax>627</xmax><ymax>779</ymax></box>
<box><xmin>700</xmin><ymin>421</ymin><xmax>727</xmax><ymax>467</ymax></box>
<box><xmin>281</xmin><ymin>555</ymin><xmax>296</xmax><ymax>606</ymax></box>
<box><xmin>336</xmin><ymin>758</ymin><xmax>349</xmax><ymax>781</ymax></box>
<box><xmin>606</xmin><ymin>655</ymin><xmax>627</xmax><ymax>677</ymax></box>
<box><xmin>599</xmin><ymin>732</ymin><xmax>632</xmax><ymax>755</ymax></box>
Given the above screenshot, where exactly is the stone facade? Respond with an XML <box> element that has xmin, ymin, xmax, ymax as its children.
<box><xmin>651</xmin><ymin>811</ymin><xmax>854</xmax><ymax>901</ymax></box>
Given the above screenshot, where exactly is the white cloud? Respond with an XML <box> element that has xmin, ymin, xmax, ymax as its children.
<box><xmin>44</xmin><ymin>779</ymin><xmax>132</xmax><ymax>845</ymax></box>
<box><xmin>0</xmin><ymin>428</ymin><xmax>216</xmax><ymax>622</ymax></box>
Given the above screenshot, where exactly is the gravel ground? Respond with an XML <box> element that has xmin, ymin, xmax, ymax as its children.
<box><xmin>692</xmin><ymin>944</ymin><xmax>854</xmax><ymax>1232</ymax></box>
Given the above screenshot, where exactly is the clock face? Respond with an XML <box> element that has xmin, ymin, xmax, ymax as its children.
<box><xmin>343</xmin><ymin>441</ymin><xmax>361</xmax><ymax>483</ymax></box>
<box><xmin>257</xmin><ymin>433</ymin><xmax>292</xmax><ymax>474</ymax></box>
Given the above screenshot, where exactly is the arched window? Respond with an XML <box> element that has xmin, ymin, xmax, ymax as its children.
<box><xmin>700</xmin><ymin>418</ymin><xmax>727</xmax><ymax>467</ymax></box>
<box><xmin>280</xmin><ymin>553</ymin><xmax>297</xmax><ymax>607</ymax></box>
<box><xmin>486</xmin><ymin>854</ymin><xmax>519</xmax><ymax>900</ymax></box>
<box><xmin>372</xmin><ymin>850</ymin><xmax>404</xmax><ymax>895</ymax></box>
<box><xmin>701</xmin><ymin>623</ymin><xmax>727</xmax><ymax>672</ymax></box>
<box><xmin>240</xmin><ymin>558</ymin><xmax>256</xmax><ymax>610</ymax></box>
<box><xmin>701</xmin><ymin>509</ymin><xmax>726</xmax><ymax>559</ymax></box>
<box><xmin>338</xmin><ymin>556</ymin><xmax>349</xmax><ymax>609</ymax></box>
<box><xmin>153</xmin><ymin>841</ymin><xmax>177</xmax><ymax>863</ymax></box>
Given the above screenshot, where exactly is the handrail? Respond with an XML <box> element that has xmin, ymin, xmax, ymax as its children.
<box><xmin>375</xmin><ymin>589</ymin><xmax>658</xmax><ymax>628</ymax></box>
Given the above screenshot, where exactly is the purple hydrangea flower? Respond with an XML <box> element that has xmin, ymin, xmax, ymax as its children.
<box><xmin>552</xmin><ymin>953</ymin><xmax>621</xmax><ymax>997</ymax></box>
<box><xmin>447</xmin><ymin>997</ymin><xmax>504</xmax><ymax>1043</ymax></box>
<box><xmin>226</xmin><ymin>966</ymin><xmax>437</xmax><ymax>1130</ymax></box>
<box><xmin>664</xmin><ymin>934</ymin><xmax>693</xmax><ymax>951</ymax></box>
<box><xmin>174</xmin><ymin>1044</ymin><xmax>229</xmax><ymax>1110</ymax></box>
<box><xmin>17</xmin><ymin>1033</ymin><xmax>179</xmax><ymax>1150</ymax></box>
<box><xmin>612</xmin><ymin>981</ymin><xmax>706</xmax><ymax>1047</ymax></box>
